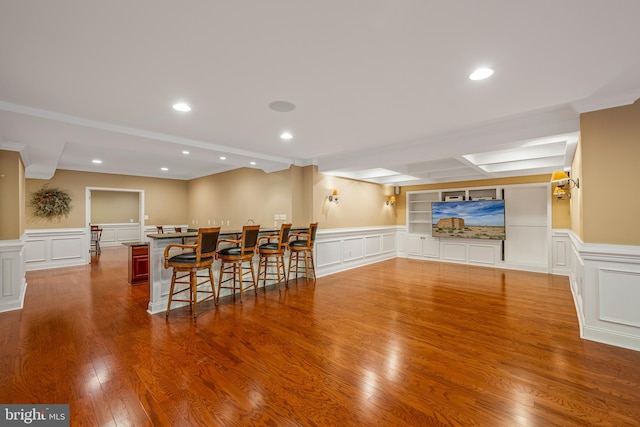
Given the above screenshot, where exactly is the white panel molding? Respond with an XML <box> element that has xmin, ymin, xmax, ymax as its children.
<box><xmin>598</xmin><ymin>268</ymin><xmax>640</xmax><ymax>328</ymax></box>
<box><xmin>441</xmin><ymin>242</ymin><xmax>466</xmax><ymax>262</ymax></box>
<box><xmin>90</xmin><ymin>223</ymin><xmax>142</xmax><ymax>247</ymax></box>
<box><xmin>364</xmin><ymin>235</ymin><xmax>382</xmax><ymax>257</ymax></box>
<box><xmin>468</xmin><ymin>244</ymin><xmax>497</xmax><ymax>265</ymax></box>
<box><xmin>315</xmin><ymin>226</ymin><xmax>399</xmax><ymax>277</ymax></box>
<box><xmin>343</xmin><ymin>237</ymin><xmax>365</xmax><ymax>261</ymax></box>
<box><xmin>382</xmin><ymin>233</ymin><xmax>396</xmax><ymax>254</ymax></box>
<box><xmin>24</xmin><ymin>228</ymin><xmax>89</xmax><ymax>271</ymax></box>
<box><xmin>0</xmin><ymin>240</ymin><xmax>27</xmax><ymax>313</ymax></box>
<box><xmin>565</xmin><ymin>230</ymin><xmax>640</xmax><ymax>351</ymax></box>
<box><xmin>551</xmin><ymin>229</ymin><xmax>571</xmax><ymax>275</ymax></box>
<box><xmin>315</xmin><ymin>239</ymin><xmax>342</xmax><ymax>268</ymax></box>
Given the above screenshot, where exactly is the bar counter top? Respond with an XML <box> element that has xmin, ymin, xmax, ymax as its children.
<box><xmin>121</xmin><ymin>241</ymin><xmax>149</xmax><ymax>247</ymax></box>
<box><xmin>147</xmin><ymin>225</ymin><xmax>307</xmax><ymax>240</ymax></box>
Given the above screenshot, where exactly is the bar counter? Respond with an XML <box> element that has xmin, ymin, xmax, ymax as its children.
<box><xmin>146</xmin><ymin>226</ymin><xmax>307</xmax><ymax>314</ymax></box>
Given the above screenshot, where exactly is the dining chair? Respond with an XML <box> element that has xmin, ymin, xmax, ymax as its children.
<box><xmin>217</xmin><ymin>225</ymin><xmax>261</xmax><ymax>303</ymax></box>
<box><xmin>257</xmin><ymin>223</ymin><xmax>292</xmax><ymax>292</ymax></box>
<box><xmin>288</xmin><ymin>223</ymin><xmax>318</xmax><ymax>283</ymax></box>
<box><xmin>90</xmin><ymin>225</ymin><xmax>102</xmax><ymax>255</ymax></box>
<box><xmin>164</xmin><ymin>227</ymin><xmax>220</xmax><ymax>320</ymax></box>
<box><xmin>156</xmin><ymin>225</ymin><xmax>164</xmax><ymax>233</ymax></box>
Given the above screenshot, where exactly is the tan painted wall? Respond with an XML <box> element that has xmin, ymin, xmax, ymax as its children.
<box><xmin>311</xmin><ymin>167</ymin><xmax>397</xmax><ymax>228</ymax></box>
<box><xmin>570</xmin><ymin>139</ymin><xmax>584</xmax><ymax>240</ymax></box>
<box><xmin>397</xmin><ymin>174</ymin><xmax>551</xmax><ymax>226</ymax></box>
<box><xmin>0</xmin><ymin>150</ymin><xmax>24</xmax><ymax>240</ymax></box>
<box><xmin>580</xmin><ymin>101</ymin><xmax>640</xmax><ymax>245</ymax></box>
<box><xmin>551</xmin><ymin>192</ymin><xmax>571</xmax><ymax>229</ymax></box>
<box><xmin>26</xmin><ymin>170</ymin><xmax>188</xmax><ymax>228</ymax></box>
<box><xmin>187</xmin><ymin>167</ymin><xmax>295</xmax><ymax>228</ymax></box>
<box><xmin>90</xmin><ymin>190</ymin><xmax>139</xmax><ymax>224</ymax></box>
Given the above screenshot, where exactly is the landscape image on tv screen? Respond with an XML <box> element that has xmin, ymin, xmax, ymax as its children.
<box><xmin>431</xmin><ymin>200</ymin><xmax>506</xmax><ymax>240</ymax></box>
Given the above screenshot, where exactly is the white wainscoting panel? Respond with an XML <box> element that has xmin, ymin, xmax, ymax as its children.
<box><xmin>383</xmin><ymin>233</ymin><xmax>396</xmax><ymax>254</ymax></box>
<box><xmin>343</xmin><ymin>237</ymin><xmax>365</xmax><ymax>261</ymax></box>
<box><xmin>0</xmin><ymin>241</ymin><xmax>26</xmax><ymax>313</ymax></box>
<box><xmin>24</xmin><ymin>229</ymin><xmax>89</xmax><ymax>271</ymax></box>
<box><xmin>315</xmin><ymin>226</ymin><xmax>399</xmax><ymax>277</ymax></box>
<box><xmin>315</xmin><ymin>238</ymin><xmax>342</xmax><ymax>268</ymax></box>
<box><xmin>552</xmin><ymin>230</ymin><xmax>571</xmax><ymax>275</ymax></box>
<box><xmin>93</xmin><ymin>223</ymin><xmax>142</xmax><ymax>246</ymax></box>
<box><xmin>598</xmin><ymin>268</ymin><xmax>640</xmax><ymax>328</ymax></box>
<box><xmin>25</xmin><ymin>239</ymin><xmax>46</xmax><ymax>263</ymax></box>
<box><xmin>468</xmin><ymin>244</ymin><xmax>497</xmax><ymax>265</ymax></box>
<box><xmin>441</xmin><ymin>242</ymin><xmax>466</xmax><ymax>262</ymax></box>
<box><xmin>567</xmin><ymin>232</ymin><xmax>640</xmax><ymax>351</ymax></box>
<box><xmin>365</xmin><ymin>235</ymin><xmax>381</xmax><ymax>257</ymax></box>
<box><xmin>51</xmin><ymin>236</ymin><xmax>84</xmax><ymax>260</ymax></box>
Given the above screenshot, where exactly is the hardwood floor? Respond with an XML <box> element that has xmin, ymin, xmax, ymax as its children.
<box><xmin>1</xmin><ymin>247</ymin><xmax>639</xmax><ymax>426</ymax></box>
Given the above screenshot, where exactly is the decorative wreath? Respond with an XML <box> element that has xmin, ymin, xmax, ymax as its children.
<box><xmin>30</xmin><ymin>187</ymin><xmax>72</xmax><ymax>219</ymax></box>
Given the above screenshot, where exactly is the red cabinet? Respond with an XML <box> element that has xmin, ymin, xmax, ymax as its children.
<box><xmin>127</xmin><ymin>244</ymin><xmax>149</xmax><ymax>285</ymax></box>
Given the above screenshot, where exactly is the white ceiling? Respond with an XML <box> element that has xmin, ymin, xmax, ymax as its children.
<box><xmin>1</xmin><ymin>1</ymin><xmax>640</xmax><ymax>185</ymax></box>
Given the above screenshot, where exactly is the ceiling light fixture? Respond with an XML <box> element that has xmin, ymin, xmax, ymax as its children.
<box><xmin>250</xmin><ymin>161</ymin><xmax>256</xmax><ymax>165</ymax></box>
<box><xmin>182</xmin><ymin>150</ymin><xmax>190</xmax><ymax>155</ymax></box>
<box><xmin>92</xmin><ymin>159</ymin><xmax>102</xmax><ymax>164</ymax></box>
<box><xmin>172</xmin><ymin>102</ymin><xmax>191</xmax><ymax>112</ymax></box>
<box><xmin>469</xmin><ymin>67</ymin><xmax>494</xmax><ymax>80</ymax></box>
<box><xmin>280</xmin><ymin>132</ymin><xmax>293</xmax><ymax>140</ymax></box>
<box><xmin>219</xmin><ymin>156</ymin><xmax>226</xmax><ymax>160</ymax></box>
<box><xmin>161</xmin><ymin>167</ymin><xmax>169</xmax><ymax>171</ymax></box>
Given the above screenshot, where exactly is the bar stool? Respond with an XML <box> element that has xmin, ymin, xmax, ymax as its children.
<box><xmin>288</xmin><ymin>223</ymin><xmax>318</xmax><ymax>283</ymax></box>
<box><xmin>257</xmin><ymin>223</ymin><xmax>292</xmax><ymax>292</ymax></box>
<box><xmin>164</xmin><ymin>227</ymin><xmax>220</xmax><ymax>320</ymax></box>
<box><xmin>217</xmin><ymin>225</ymin><xmax>261</xmax><ymax>303</ymax></box>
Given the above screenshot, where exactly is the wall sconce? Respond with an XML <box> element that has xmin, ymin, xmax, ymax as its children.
<box><xmin>551</xmin><ymin>171</ymin><xmax>579</xmax><ymax>200</ymax></box>
<box><xmin>386</xmin><ymin>196</ymin><xmax>396</xmax><ymax>206</ymax></box>
<box><xmin>328</xmin><ymin>189</ymin><xmax>339</xmax><ymax>204</ymax></box>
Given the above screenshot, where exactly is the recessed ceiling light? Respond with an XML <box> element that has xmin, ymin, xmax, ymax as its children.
<box><xmin>250</xmin><ymin>161</ymin><xmax>256</xmax><ymax>165</ymax></box>
<box><xmin>92</xmin><ymin>159</ymin><xmax>102</xmax><ymax>164</ymax></box>
<box><xmin>280</xmin><ymin>131</ymin><xmax>293</xmax><ymax>140</ymax></box>
<box><xmin>219</xmin><ymin>156</ymin><xmax>227</xmax><ymax>160</ymax></box>
<box><xmin>469</xmin><ymin>67</ymin><xmax>494</xmax><ymax>80</ymax></box>
<box><xmin>172</xmin><ymin>102</ymin><xmax>191</xmax><ymax>112</ymax></box>
<box><xmin>161</xmin><ymin>167</ymin><xmax>168</xmax><ymax>171</ymax></box>
<box><xmin>182</xmin><ymin>150</ymin><xmax>190</xmax><ymax>155</ymax></box>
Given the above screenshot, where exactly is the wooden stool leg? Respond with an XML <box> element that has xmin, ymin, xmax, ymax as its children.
<box><xmin>217</xmin><ymin>262</ymin><xmax>224</xmax><ymax>302</ymax></box>
<box><xmin>166</xmin><ymin>271</ymin><xmax>178</xmax><ymax>319</ymax></box>
<box><xmin>191</xmin><ymin>270</ymin><xmax>197</xmax><ymax>319</ymax></box>
<box><xmin>238</xmin><ymin>263</ymin><xmax>243</xmax><ymax>303</ymax></box>
<box><xmin>209</xmin><ymin>266</ymin><xmax>218</xmax><ymax>306</ymax></box>
<box><xmin>250</xmin><ymin>261</ymin><xmax>257</xmax><ymax>295</ymax></box>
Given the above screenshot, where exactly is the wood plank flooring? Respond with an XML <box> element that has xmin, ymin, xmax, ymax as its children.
<box><xmin>1</xmin><ymin>246</ymin><xmax>639</xmax><ymax>426</ymax></box>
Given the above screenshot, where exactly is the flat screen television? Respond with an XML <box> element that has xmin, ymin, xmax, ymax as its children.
<box><xmin>431</xmin><ymin>200</ymin><xmax>505</xmax><ymax>240</ymax></box>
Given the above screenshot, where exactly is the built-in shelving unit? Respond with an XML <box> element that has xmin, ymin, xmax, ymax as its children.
<box><xmin>407</xmin><ymin>192</ymin><xmax>440</xmax><ymax>234</ymax></box>
<box><xmin>405</xmin><ymin>183</ymin><xmax>550</xmax><ymax>272</ymax></box>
